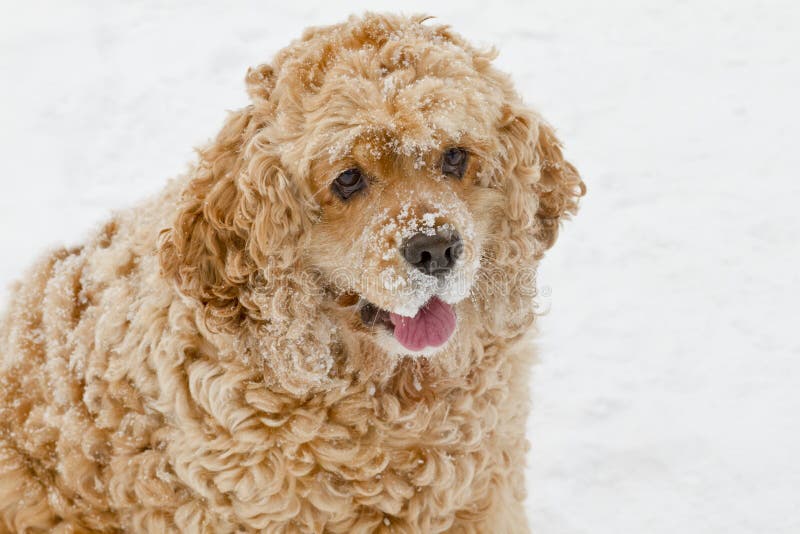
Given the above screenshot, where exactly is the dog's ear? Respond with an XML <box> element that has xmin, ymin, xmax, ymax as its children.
<box><xmin>497</xmin><ymin>103</ymin><xmax>585</xmax><ymax>256</ymax></box>
<box><xmin>158</xmin><ymin>106</ymin><xmax>266</xmax><ymax>332</ymax></box>
<box><xmin>158</xmin><ymin>99</ymin><xmax>336</xmax><ymax>396</ymax></box>
<box><xmin>531</xmin><ymin>118</ymin><xmax>585</xmax><ymax>250</ymax></box>
<box><xmin>477</xmin><ymin>102</ymin><xmax>584</xmax><ymax>337</ymax></box>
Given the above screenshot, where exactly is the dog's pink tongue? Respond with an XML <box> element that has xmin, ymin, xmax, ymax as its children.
<box><xmin>389</xmin><ymin>297</ymin><xmax>456</xmax><ymax>352</ymax></box>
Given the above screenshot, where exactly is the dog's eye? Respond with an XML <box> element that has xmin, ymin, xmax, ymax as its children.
<box><xmin>332</xmin><ymin>168</ymin><xmax>367</xmax><ymax>200</ymax></box>
<box><xmin>442</xmin><ymin>148</ymin><xmax>468</xmax><ymax>178</ymax></box>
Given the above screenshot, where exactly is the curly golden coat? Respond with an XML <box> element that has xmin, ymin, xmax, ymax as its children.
<box><xmin>0</xmin><ymin>13</ymin><xmax>583</xmax><ymax>533</ymax></box>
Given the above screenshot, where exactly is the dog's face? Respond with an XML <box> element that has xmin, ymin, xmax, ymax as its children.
<box><xmin>308</xmin><ymin>136</ymin><xmax>492</xmax><ymax>357</ymax></box>
<box><xmin>160</xmin><ymin>14</ymin><xmax>584</xmax><ymax>392</ymax></box>
<box><xmin>276</xmin><ymin>19</ymin><xmax>524</xmax><ymax>357</ymax></box>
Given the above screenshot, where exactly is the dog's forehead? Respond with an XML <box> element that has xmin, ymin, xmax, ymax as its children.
<box><xmin>304</xmin><ymin>70</ymin><xmax>504</xmax><ymax>171</ymax></box>
<box><xmin>266</xmin><ymin>15</ymin><xmax>506</xmax><ymax>180</ymax></box>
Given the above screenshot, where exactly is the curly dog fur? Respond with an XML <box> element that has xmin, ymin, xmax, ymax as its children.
<box><xmin>0</xmin><ymin>13</ymin><xmax>583</xmax><ymax>533</ymax></box>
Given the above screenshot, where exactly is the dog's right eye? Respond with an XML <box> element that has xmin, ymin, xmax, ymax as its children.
<box><xmin>332</xmin><ymin>168</ymin><xmax>367</xmax><ymax>200</ymax></box>
<box><xmin>442</xmin><ymin>148</ymin><xmax>468</xmax><ymax>179</ymax></box>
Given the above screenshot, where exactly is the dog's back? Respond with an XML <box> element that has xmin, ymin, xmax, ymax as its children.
<box><xmin>0</xmin><ymin>184</ymin><xmax>183</xmax><ymax>532</ymax></box>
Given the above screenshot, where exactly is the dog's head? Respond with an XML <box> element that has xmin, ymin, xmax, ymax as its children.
<box><xmin>159</xmin><ymin>14</ymin><xmax>584</xmax><ymax>394</ymax></box>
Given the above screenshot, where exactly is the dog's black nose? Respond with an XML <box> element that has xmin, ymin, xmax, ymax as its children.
<box><xmin>402</xmin><ymin>232</ymin><xmax>463</xmax><ymax>276</ymax></box>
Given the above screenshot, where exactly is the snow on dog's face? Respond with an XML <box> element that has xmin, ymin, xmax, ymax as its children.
<box><xmin>308</xmin><ymin>136</ymin><xmax>492</xmax><ymax>357</ymax></box>
<box><xmin>271</xmin><ymin>18</ymin><xmax>510</xmax><ymax>356</ymax></box>
<box><xmin>251</xmin><ymin>13</ymin><xmax>584</xmax><ymax>359</ymax></box>
<box><xmin>160</xmin><ymin>14</ymin><xmax>583</xmax><ymax>392</ymax></box>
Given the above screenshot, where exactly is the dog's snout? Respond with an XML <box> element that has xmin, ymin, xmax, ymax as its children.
<box><xmin>402</xmin><ymin>232</ymin><xmax>463</xmax><ymax>276</ymax></box>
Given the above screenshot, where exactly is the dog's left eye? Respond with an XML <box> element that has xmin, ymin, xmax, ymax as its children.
<box><xmin>332</xmin><ymin>168</ymin><xmax>367</xmax><ymax>200</ymax></box>
<box><xmin>442</xmin><ymin>148</ymin><xmax>468</xmax><ymax>179</ymax></box>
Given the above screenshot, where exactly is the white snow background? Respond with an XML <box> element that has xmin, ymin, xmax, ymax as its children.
<box><xmin>1</xmin><ymin>1</ymin><xmax>798</xmax><ymax>532</ymax></box>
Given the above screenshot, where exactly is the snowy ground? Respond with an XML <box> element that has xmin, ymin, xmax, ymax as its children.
<box><xmin>1</xmin><ymin>1</ymin><xmax>799</xmax><ymax>532</ymax></box>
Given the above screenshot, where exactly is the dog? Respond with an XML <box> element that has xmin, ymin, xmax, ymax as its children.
<box><xmin>0</xmin><ymin>13</ymin><xmax>584</xmax><ymax>533</ymax></box>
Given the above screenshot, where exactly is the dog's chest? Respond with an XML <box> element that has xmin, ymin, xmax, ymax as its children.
<box><xmin>215</xmin><ymin>373</ymin><xmax>514</xmax><ymax>529</ymax></box>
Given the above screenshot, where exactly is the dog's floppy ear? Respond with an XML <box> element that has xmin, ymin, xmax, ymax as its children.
<box><xmin>498</xmin><ymin>103</ymin><xmax>585</xmax><ymax>256</ymax></box>
<box><xmin>478</xmin><ymin>102</ymin><xmax>584</xmax><ymax>337</ymax></box>
<box><xmin>158</xmin><ymin>106</ymin><xmax>269</xmax><ymax>332</ymax></box>
<box><xmin>532</xmin><ymin>118</ymin><xmax>585</xmax><ymax>250</ymax></box>
<box><xmin>158</xmin><ymin>87</ymin><xmax>335</xmax><ymax>396</ymax></box>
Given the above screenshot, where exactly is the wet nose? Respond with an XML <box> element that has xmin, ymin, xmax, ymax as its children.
<box><xmin>402</xmin><ymin>231</ymin><xmax>463</xmax><ymax>276</ymax></box>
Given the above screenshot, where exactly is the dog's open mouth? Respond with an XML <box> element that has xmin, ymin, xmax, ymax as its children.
<box><xmin>360</xmin><ymin>296</ymin><xmax>457</xmax><ymax>352</ymax></box>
